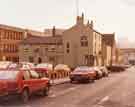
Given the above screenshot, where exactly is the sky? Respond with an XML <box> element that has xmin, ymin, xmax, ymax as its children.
<box><xmin>0</xmin><ymin>0</ymin><xmax>135</xmax><ymax>45</ymax></box>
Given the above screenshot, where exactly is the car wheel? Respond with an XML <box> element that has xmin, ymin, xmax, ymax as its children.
<box><xmin>70</xmin><ymin>79</ymin><xmax>74</xmax><ymax>83</ymax></box>
<box><xmin>21</xmin><ymin>89</ymin><xmax>29</xmax><ymax>103</ymax></box>
<box><xmin>91</xmin><ymin>79</ymin><xmax>95</xmax><ymax>83</ymax></box>
<box><xmin>43</xmin><ymin>86</ymin><xmax>50</xmax><ymax>96</ymax></box>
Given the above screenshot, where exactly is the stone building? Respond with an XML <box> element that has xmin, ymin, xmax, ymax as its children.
<box><xmin>118</xmin><ymin>48</ymin><xmax>135</xmax><ymax>65</ymax></box>
<box><xmin>102</xmin><ymin>33</ymin><xmax>116</xmax><ymax>66</ymax></box>
<box><xmin>19</xmin><ymin>14</ymin><xmax>116</xmax><ymax>68</ymax></box>
<box><xmin>19</xmin><ymin>29</ymin><xmax>64</xmax><ymax>65</ymax></box>
<box><xmin>63</xmin><ymin>13</ymin><xmax>102</xmax><ymax>68</ymax></box>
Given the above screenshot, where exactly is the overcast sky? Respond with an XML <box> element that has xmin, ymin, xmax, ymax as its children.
<box><xmin>0</xmin><ymin>0</ymin><xmax>135</xmax><ymax>43</ymax></box>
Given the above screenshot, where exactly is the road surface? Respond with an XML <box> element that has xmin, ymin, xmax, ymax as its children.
<box><xmin>0</xmin><ymin>67</ymin><xmax>135</xmax><ymax>107</ymax></box>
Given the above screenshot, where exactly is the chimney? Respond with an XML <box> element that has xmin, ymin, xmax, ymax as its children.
<box><xmin>87</xmin><ymin>20</ymin><xmax>90</xmax><ymax>26</ymax></box>
<box><xmin>76</xmin><ymin>12</ymin><xmax>84</xmax><ymax>25</ymax></box>
<box><xmin>52</xmin><ymin>26</ymin><xmax>56</xmax><ymax>36</ymax></box>
<box><xmin>91</xmin><ymin>20</ymin><xmax>94</xmax><ymax>28</ymax></box>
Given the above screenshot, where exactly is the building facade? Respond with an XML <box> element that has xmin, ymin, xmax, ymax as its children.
<box><xmin>63</xmin><ymin>14</ymin><xmax>102</xmax><ymax>68</ymax></box>
<box><xmin>18</xmin><ymin>14</ymin><xmax>116</xmax><ymax>68</ymax></box>
<box><xmin>102</xmin><ymin>33</ymin><xmax>116</xmax><ymax>66</ymax></box>
<box><xmin>118</xmin><ymin>48</ymin><xmax>135</xmax><ymax>65</ymax></box>
<box><xmin>19</xmin><ymin>32</ymin><xmax>64</xmax><ymax>65</ymax></box>
<box><xmin>0</xmin><ymin>24</ymin><xmax>25</xmax><ymax>62</ymax></box>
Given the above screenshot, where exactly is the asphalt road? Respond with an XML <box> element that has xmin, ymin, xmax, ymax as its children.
<box><xmin>0</xmin><ymin>67</ymin><xmax>135</xmax><ymax>107</ymax></box>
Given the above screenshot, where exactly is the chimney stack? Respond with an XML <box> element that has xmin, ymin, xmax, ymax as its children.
<box><xmin>76</xmin><ymin>12</ymin><xmax>84</xmax><ymax>25</ymax></box>
<box><xmin>52</xmin><ymin>26</ymin><xmax>56</xmax><ymax>36</ymax></box>
<box><xmin>91</xmin><ymin>20</ymin><xmax>93</xmax><ymax>28</ymax></box>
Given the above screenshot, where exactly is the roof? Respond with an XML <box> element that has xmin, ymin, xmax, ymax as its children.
<box><xmin>44</xmin><ymin>28</ymin><xmax>65</xmax><ymax>36</ymax></box>
<box><xmin>20</xmin><ymin>35</ymin><xmax>63</xmax><ymax>45</ymax></box>
<box><xmin>0</xmin><ymin>24</ymin><xmax>24</xmax><ymax>32</ymax></box>
<box><xmin>102</xmin><ymin>33</ymin><xmax>115</xmax><ymax>46</ymax></box>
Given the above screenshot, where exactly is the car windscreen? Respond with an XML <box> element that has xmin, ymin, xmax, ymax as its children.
<box><xmin>0</xmin><ymin>70</ymin><xmax>19</xmax><ymax>80</ymax></box>
<box><xmin>0</xmin><ymin>62</ymin><xmax>12</xmax><ymax>69</ymax></box>
<box><xmin>74</xmin><ymin>67</ymin><xmax>91</xmax><ymax>72</ymax></box>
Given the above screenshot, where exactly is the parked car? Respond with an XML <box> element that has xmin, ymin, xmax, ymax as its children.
<box><xmin>54</xmin><ymin>64</ymin><xmax>70</xmax><ymax>72</ymax></box>
<box><xmin>70</xmin><ymin>66</ymin><xmax>96</xmax><ymax>83</ymax></box>
<box><xmin>36</xmin><ymin>63</ymin><xmax>53</xmax><ymax>71</ymax></box>
<box><xmin>93</xmin><ymin>67</ymin><xmax>103</xmax><ymax>79</ymax></box>
<box><xmin>100</xmin><ymin>67</ymin><xmax>109</xmax><ymax>77</ymax></box>
<box><xmin>0</xmin><ymin>65</ymin><xmax>50</xmax><ymax>103</ymax></box>
<box><xmin>19</xmin><ymin>62</ymin><xmax>35</xmax><ymax>70</ymax></box>
<box><xmin>106</xmin><ymin>65</ymin><xmax>125</xmax><ymax>72</ymax></box>
<box><xmin>35</xmin><ymin>63</ymin><xmax>53</xmax><ymax>78</ymax></box>
<box><xmin>0</xmin><ymin>61</ymin><xmax>12</xmax><ymax>70</ymax></box>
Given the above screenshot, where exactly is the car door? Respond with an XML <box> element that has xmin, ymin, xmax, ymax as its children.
<box><xmin>29</xmin><ymin>70</ymin><xmax>46</xmax><ymax>91</ymax></box>
<box><xmin>22</xmin><ymin>70</ymin><xmax>34</xmax><ymax>93</ymax></box>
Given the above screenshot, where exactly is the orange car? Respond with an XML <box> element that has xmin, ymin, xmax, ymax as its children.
<box><xmin>70</xmin><ymin>66</ymin><xmax>96</xmax><ymax>83</ymax></box>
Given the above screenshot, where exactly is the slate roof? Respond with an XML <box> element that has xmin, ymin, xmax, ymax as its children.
<box><xmin>20</xmin><ymin>35</ymin><xmax>63</xmax><ymax>45</ymax></box>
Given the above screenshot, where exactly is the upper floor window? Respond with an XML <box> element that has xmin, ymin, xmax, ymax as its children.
<box><xmin>66</xmin><ymin>42</ymin><xmax>70</xmax><ymax>53</ymax></box>
<box><xmin>80</xmin><ymin>36</ymin><xmax>88</xmax><ymax>47</ymax></box>
<box><xmin>66</xmin><ymin>42</ymin><xmax>70</xmax><ymax>48</ymax></box>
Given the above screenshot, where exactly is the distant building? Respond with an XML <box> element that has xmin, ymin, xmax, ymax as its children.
<box><xmin>118</xmin><ymin>48</ymin><xmax>135</xmax><ymax>65</ymax></box>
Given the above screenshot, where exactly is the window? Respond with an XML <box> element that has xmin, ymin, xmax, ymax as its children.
<box><xmin>66</xmin><ymin>42</ymin><xmax>70</xmax><ymax>53</ymax></box>
<box><xmin>66</xmin><ymin>49</ymin><xmax>70</xmax><ymax>53</ymax></box>
<box><xmin>38</xmin><ymin>57</ymin><xmax>42</xmax><ymax>63</ymax></box>
<box><xmin>29</xmin><ymin>70</ymin><xmax>39</xmax><ymax>79</ymax></box>
<box><xmin>34</xmin><ymin>48</ymin><xmax>39</xmax><ymax>53</ymax></box>
<box><xmin>80</xmin><ymin>36</ymin><xmax>88</xmax><ymax>47</ymax></box>
<box><xmin>67</xmin><ymin>42</ymin><xmax>70</xmax><ymax>48</ymax></box>
<box><xmin>23</xmin><ymin>71</ymin><xmax>30</xmax><ymax>80</ymax></box>
<box><xmin>0</xmin><ymin>71</ymin><xmax>19</xmax><ymax>80</ymax></box>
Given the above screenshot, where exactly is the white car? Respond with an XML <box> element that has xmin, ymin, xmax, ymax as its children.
<box><xmin>36</xmin><ymin>63</ymin><xmax>53</xmax><ymax>71</ymax></box>
<box><xmin>0</xmin><ymin>61</ymin><xmax>12</xmax><ymax>69</ymax></box>
<box><xmin>54</xmin><ymin>64</ymin><xmax>70</xmax><ymax>72</ymax></box>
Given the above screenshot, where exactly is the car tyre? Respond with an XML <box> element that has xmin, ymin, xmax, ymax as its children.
<box><xmin>43</xmin><ymin>86</ymin><xmax>50</xmax><ymax>96</ymax></box>
<box><xmin>70</xmin><ymin>79</ymin><xmax>74</xmax><ymax>83</ymax></box>
<box><xmin>21</xmin><ymin>89</ymin><xmax>29</xmax><ymax>103</ymax></box>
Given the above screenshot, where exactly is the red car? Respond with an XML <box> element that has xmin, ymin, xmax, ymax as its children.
<box><xmin>70</xmin><ymin>66</ymin><xmax>96</xmax><ymax>83</ymax></box>
<box><xmin>0</xmin><ymin>66</ymin><xmax>50</xmax><ymax>102</ymax></box>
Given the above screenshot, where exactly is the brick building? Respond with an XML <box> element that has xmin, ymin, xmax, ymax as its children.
<box><xmin>0</xmin><ymin>24</ymin><xmax>25</xmax><ymax>62</ymax></box>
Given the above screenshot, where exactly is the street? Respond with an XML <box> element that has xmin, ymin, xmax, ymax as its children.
<box><xmin>0</xmin><ymin>67</ymin><xmax>135</xmax><ymax>107</ymax></box>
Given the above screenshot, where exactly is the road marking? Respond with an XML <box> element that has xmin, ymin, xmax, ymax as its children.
<box><xmin>49</xmin><ymin>87</ymin><xmax>78</xmax><ymax>98</ymax></box>
<box><xmin>98</xmin><ymin>96</ymin><xmax>109</xmax><ymax>105</ymax></box>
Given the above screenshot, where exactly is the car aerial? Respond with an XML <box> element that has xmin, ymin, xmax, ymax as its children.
<box><xmin>70</xmin><ymin>66</ymin><xmax>96</xmax><ymax>83</ymax></box>
<box><xmin>0</xmin><ymin>63</ymin><xmax>50</xmax><ymax>103</ymax></box>
<box><xmin>100</xmin><ymin>66</ymin><xmax>109</xmax><ymax>77</ymax></box>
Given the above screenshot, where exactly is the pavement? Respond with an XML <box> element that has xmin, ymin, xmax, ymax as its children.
<box><xmin>50</xmin><ymin>77</ymin><xmax>70</xmax><ymax>85</ymax></box>
<box><xmin>0</xmin><ymin>67</ymin><xmax>135</xmax><ymax>107</ymax></box>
